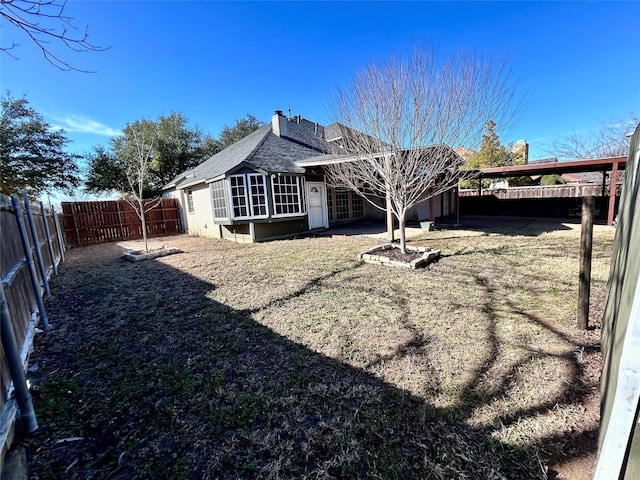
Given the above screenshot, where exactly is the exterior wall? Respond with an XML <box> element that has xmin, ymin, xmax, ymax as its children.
<box><xmin>254</xmin><ymin>218</ymin><xmax>308</xmax><ymax>241</ymax></box>
<box><xmin>220</xmin><ymin>224</ymin><xmax>251</xmax><ymax>243</ymax></box>
<box><xmin>350</xmin><ymin>189</ymin><xmax>454</xmax><ymax>223</ymax></box>
<box><xmin>218</xmin><ymin>218</ymin><xmax>308</xmax><ymax>243</ymax></box>
<box><xmin>184</xmin><ymin>183</ymin><xmax>221</xmax><ymax>238</ymax></box>
<box><xmin>363</xmin><ymin>196</ymin><xmax>386</xmax><ymax>221</ymax></box>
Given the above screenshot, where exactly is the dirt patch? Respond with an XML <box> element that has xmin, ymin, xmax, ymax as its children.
<box><xmin>379</xmin><ymin>247</ymin><xmax>423</xmax><ymax>262</ymax></box>
<box><xmin>13</xmin><ymin>229</ymin><xmax>613</xmax><ymax>479</ymax></box>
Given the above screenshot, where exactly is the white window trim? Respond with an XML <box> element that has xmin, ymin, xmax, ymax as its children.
<box><xmin>228</xmin><ymin>173</ymin><xmax>270</xmax><ymax>221</ymax></box>
<box><xmin>247</xmin><ymin>173</ymin><xmax>270</xmax><ymax>219</ymax></box>
<box><xmin>271</xmin><ymin>175</ymin><xmax>306</xmax><ymax>218</ymax></box>
<box><xmin>210</xmin><ymin>180</ymin><xmax>230</xmax><ymax>221</ymax></box>
<box><xmin>186</xmin><ymin>189</ymin><xmax>195</xmax><ymax>215</ymax></box>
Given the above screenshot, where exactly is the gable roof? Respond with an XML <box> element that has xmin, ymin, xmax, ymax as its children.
<box><xmin>165</xmin><ymin>116</ymin><xmax>334</xmax><ymax>190</ymax></box>
<box><xmin>296</xmin><ymin>144</ymin><xmax>462</xmax><ymax>168</ymax></box>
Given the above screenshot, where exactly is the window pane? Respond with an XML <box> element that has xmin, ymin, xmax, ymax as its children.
<box><xmin>186</xmin><ymin>190</ymin><xmax>195</xmax><ymax>214</ymax></box>
<box><xmin>211</xmin><ymin>180</ymin><xmax>228</xmax><ymax>219</ymax></box>
<box><xmin>248</xmin><ymin>174</ymin><xmax>267</xmax><ymax>217</ymax></box>
<box><xmin>352</xmin><ymin>193</ymin><xmax>364</xmax><ymax>218</ymax></box>
<box><xmin>327</xmin><ymin>187</ymin><xmax>334</xmax><ymax>222</ymax></box>
<box><xmin>230</xmin><ymin>175</ymin><xmax>248</xmax><ymax>218</ymax></box>
<box><xmin>335</xmin><ymin>190</ymin><xmax>349</xmax><ymax>220</ymax></box>
<box><xmin>272</xmin><ymin>175</ymin><xmax>303</xmax><ymax>215</ymax></box>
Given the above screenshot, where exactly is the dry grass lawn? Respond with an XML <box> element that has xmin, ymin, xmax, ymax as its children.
<box><xmin>21</xmin><ymin>221</ymin><xmax>613</xmax><ymax>479</ymax></box>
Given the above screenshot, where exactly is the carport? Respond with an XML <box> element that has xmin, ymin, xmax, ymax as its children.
<box><xmin>467</xmin><ymin>156</ymin><xmax>627</xmax><ymax>225</ymax></box>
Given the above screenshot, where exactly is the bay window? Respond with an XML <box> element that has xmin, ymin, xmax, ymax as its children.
<box><xmin>228</xmin><ymin>173</ymin><xmax>269</xmax><ymax>220</ymax></box>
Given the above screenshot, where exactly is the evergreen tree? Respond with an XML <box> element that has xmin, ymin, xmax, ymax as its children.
<box><xmin>218</xmin><ymin>114</ymin><xmax>264</xmax><ymax>148</ymax></box>
<box><xmin>1</xmin><ymin>94</ymin><xmax>80</xmax><ymax>196</ymax></box>
<box><xmin>465</xmin><ymin>120</ymin><xmax>511</xmax><ymax>170</ymax></box>
<box><xmin>462</xmin><ymin>120</ymin><xmax>514</xmax><ymax>188</ymax></box>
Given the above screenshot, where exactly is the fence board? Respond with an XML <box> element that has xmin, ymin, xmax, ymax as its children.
<box><xmin>61</xmin><ymin>199</ymin><xmax>182</xmax><ymax>247</ymax></box>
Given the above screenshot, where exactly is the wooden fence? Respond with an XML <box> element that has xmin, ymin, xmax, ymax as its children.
<box><xmin>1</xmin><ymin>192</ymin><xmax>64</xmax><ymax>471</ymax></box>
<box><xmin>596</xmin><ymin>123</ymin><xmax>640</xmax><ymax>478</ymax></box>
<box><xmin>459</xmin><ymin>183</ymin><xmax>604</xmax><ymax>199</ymax></box>
<box><xmin>61</xmin><ymin>198</ymin><xmax>182</xmax><ymax>247</ymax></box>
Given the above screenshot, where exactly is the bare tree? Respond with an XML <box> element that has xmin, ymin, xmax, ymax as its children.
<box><xmin>547</xmin><ymin>115</ymin><xmax>639</xmax><ymax>160</ymax></box>
<box><xmin>124</xmin><ymin>124</ymin><xmax>162</xmax><ymax>254</ymax></box>
<box><xmin>326</xmin><ymin>46</ymin><xmax>520</xmax><ymax>253</ymax></box>
<box><xmin>1</xmin><ymin>0</ymin><xmax>106</xmax><ymax>71</ymax></box>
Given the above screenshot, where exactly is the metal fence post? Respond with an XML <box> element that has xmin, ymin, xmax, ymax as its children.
<box><xmin>40</xmin><ymin>201</ymin><xmax>58</xmax><ymax>275</ymax></box>
<box><xmin>0</xmin><ymin>282</ymin><xmax>38</xmax><ymax>433</ymax></box>
<box><xmin>52</xmin><ymin>205</ymin><xmax>65</xmax><ymax>263</ymax></box>
<box><xmin>11</xmin><ymin>194</ymin><xmax>50</xmax><ymax>330</ymax></box>
<box><xmin>22</xmin><ymin>191</ymin><xmax>50</xmax><ymax>297</ymax></box>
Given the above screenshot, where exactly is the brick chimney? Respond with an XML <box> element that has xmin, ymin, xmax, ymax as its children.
<box><xmin>272</xmin><ymin>110</ymin><xmax>287</xmax><ymax>137</ymax></box>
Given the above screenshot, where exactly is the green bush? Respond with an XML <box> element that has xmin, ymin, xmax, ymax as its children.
<box><xmin>540</xmin><ymin>174</ymin><xmax>566</xmax><ymax>186</ymax></box>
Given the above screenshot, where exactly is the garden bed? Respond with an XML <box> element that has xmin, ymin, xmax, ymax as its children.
<box><xmin>359</xmin><ymin>243</ymin><xmax>440</xmax><ymax>268</ymax></box>
<box><xmin>123</xmin><ymin>246</ymin><xmax>182</xmax><ymax>262</ymax></box>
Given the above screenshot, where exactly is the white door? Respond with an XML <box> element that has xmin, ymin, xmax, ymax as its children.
<box><xmin>306</xmin><ymin>182</ymin><xmax>327</xmax><ymax>229</ymax></box>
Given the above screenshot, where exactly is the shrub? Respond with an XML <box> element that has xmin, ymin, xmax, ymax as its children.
<box><xmin>540</xmin><ymin>174</ymin><xmax>566</xmax><ymax>186</ymax></box>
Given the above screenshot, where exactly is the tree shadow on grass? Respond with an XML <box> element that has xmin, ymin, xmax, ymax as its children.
<box><xmin>18</xmin><ymin>240</ymin><xmax>593</xmax><ymax>479</ymax></box>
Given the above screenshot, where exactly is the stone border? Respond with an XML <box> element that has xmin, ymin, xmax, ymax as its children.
<box><xmin>123</xmin><ymin>246</ymin><xmax>182</xmax><ymax>262</ymax></box>
<box><xmin>359</xmin><ymin>243</ymin><xmax>441</xmax><ymax>269</ymax></box>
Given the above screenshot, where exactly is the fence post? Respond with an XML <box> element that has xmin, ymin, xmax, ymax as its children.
<box><xmin>0</xmin><ymin>282</ymin><xmax>38</xmax><ymax>433</ymax></box>
<box><xmin>578</xmin><ymin>196</ymin><xmax>594</xmax><ymax>330</ymax></box>
<box><xmin>22</xmin><ymin>191</ymin><xmax>50</xmax><ymax>297</ymax></box>
<box><xmin>52</xmin><ymin>205</ymin><xmax>65</xmax><ymax>263</ymax></box>
<box><xmin>11</xmin><ymin>194</ymin><xmax>50</xmax><ymax>330</ymax></box>
<box><xmin>40</xmin><ymin>201</ymin><xmax>58</xmax><ymax>275</ymax></box>
<box><xmin>116</xmin><ymin>200</ymin><xmax>124</xmax><ymax>240</ymax></box>
<box><xmin>160</xmin><ymin>199</ymin><xmax>167</xmax><ymax>235</ymax></box>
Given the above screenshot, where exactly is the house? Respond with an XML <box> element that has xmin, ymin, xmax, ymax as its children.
<box><xmin>163</xmin><ymin>111</ymin><xmax>460</xmax><ymax>242</ymax></box>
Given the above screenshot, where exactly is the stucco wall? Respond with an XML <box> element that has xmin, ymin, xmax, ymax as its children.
<box><xmin>184</xmin><ymin>183</ymin><xmax>220</xmax><ymax>238</ymax></box>
<box><xmin>364</xmin><ymin>189</ymin><xmax>454</xmax><ymax>222</ymax></box>
<box><xmin>254</xmin><ymin>218</ymin><xmax>307</xmax><ymax>241</ymax></box>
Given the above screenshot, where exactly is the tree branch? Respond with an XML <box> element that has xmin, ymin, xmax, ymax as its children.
<box><xmin>1</xmin><ymin>0</ymin><xmax>108</xmax><ymax>72</ymax></box>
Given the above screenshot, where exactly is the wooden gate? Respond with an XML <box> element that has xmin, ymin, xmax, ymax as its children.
<box><xmin>61</xmin><ymin>199</ymin><xmax>182</xmax><ymax>247</ymax></box>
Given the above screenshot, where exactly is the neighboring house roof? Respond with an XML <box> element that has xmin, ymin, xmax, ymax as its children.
<box><xmin>454</xmin><ymin>146</ymin><xmax>475</xmax><ymax>159</ymax></box>
<box><xmin>528</xmin><ymin>157</ymin><xmax>558</xmax><ymax>165</ymax></box>
<box><xmin>164</xmin><ymin>114</ymin><xmax>332</xmax><ymax>190</ymax></box>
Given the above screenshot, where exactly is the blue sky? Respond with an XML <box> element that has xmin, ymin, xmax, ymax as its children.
<box><xmin>2</xmin><ymin>1</ymin><xmax>639</xmax><ymax>163</ymax></box>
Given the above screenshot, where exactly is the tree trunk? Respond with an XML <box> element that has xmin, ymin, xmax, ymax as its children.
<box><xmin>386</xmin><ymin>192</ymin><xmax>395</xmax><ymax>242</ymax></box>
<box><xmin>140</xmin><ymin>198</ymin><xmax>149</xmax><ymax>253</ymax></box>
<box><xmin>398</xmin><ymin>215</ymin><xmax>407</xmax><ymax>254</ymax></box>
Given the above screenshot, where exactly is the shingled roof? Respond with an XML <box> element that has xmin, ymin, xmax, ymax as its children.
<box><xmin>164</xmin><ymin>113</ymin><xmax>333</xmax><ymax>190</ymax></box>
